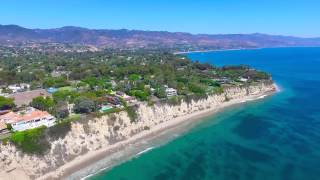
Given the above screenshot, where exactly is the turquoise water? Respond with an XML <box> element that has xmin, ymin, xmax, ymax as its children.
<box><xmin>90</xmin><ymin>47</ymin><xmax>320</xmax><ymax>180</ymax></box>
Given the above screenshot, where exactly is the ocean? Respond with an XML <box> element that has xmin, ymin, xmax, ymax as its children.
<box><xmin>89</xmin><ymin>47</ymin><xmax>320</xmax><ymax>180</ymax></box>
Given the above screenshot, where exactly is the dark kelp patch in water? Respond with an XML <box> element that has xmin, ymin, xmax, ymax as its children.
<box><xmin>232</xmin><ymin>114</ymin><xmax>275</xmax><ymax>139</ymax></box>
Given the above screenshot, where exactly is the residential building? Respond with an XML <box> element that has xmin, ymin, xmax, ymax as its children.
<box><xmin>115</xmin><ymin>91</ymin><xmax>137</xmax><ymax>103</ymax></box>
<box><xmin>8</xmin><ymin>83</ymin><xmax>30</xmax><ymax>93</ymax></box>
<box><xmin>213</xmin><ymin>77</ymin><xmax>231</xmax><ymax>84</ymax></box>
<box><xmin>165</xmin><ymin>86</ymin><xmax>177</xmax><ymax>97</ymax></box>
<box><xmin>0</xmin><ymin>107</ymin><xmax>56</xmax><ymax>131</ymax></box>
<box><xmin>105</xmin><ymin>95</ymin><xmax>121</xmax><ymax>105</ymax></box>
<box><xmin>239</xmin><ymin>77</ymin><xmax>248</xmax><ymax>82</ymax></box>
<box><xmin>9</xmin><ymin>89</ymin><xmax>51</xmax><ymax>107</ymax></box>
<box><xmin>51</xmin><ymin>70</ymin><xmax>70</xmax><ymax>78</ymax></box>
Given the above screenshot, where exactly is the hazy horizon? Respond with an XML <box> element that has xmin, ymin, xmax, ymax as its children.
<box><xmin>1</xmin><ymin>0</ymin><xmax>320</xmax><ymax>38</ymax></box>
<box><xmin>2</xmin><ymin>24</ymin><xmax>320</xmax><ymax>39</ymax></box>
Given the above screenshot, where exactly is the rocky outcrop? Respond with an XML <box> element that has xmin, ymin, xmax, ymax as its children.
<box><xmin>0</xmin><ymin>82</ymin><xmax>275</xmax><ymax>179</ymax></box>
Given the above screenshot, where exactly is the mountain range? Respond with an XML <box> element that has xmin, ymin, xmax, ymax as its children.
<box><xmin>1</xmin><ymin>24</ymin><xmax>320</xmax><ymax>51</ymax></box>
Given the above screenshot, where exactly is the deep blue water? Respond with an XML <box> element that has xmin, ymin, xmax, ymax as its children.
<box><xmin>90</xmin><ymin>47</ymin><xmax>320</xmax><ymax>180</ymax></box>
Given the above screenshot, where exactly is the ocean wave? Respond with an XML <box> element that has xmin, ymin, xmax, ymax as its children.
<box><xmin>136</xmin><ymin>147</ymin><xmax>155</xmax><ymax>156</ymax></box>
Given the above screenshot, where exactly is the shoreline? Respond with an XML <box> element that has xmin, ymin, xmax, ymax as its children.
<box><xmin>38</xmin><ymin>85</ymin><xmax>277</xmax><ymax>180</ymax></box>
<box><xmin>173</xmin><ymin>46</ymin><xmax>320</xmax><ymax>55</ymax></box>
<box><xmin>173</xmin><ymin>48</ymin><xmax>261</xmax><ymax>54</ymax></box>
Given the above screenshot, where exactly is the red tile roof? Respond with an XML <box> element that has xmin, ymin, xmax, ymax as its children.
<box><xmin>0</xmin><ymin>108</ymin><xmax>52</xmax><ymax>124</ymax></box>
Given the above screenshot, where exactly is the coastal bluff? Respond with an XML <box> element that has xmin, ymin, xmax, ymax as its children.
<box><xmin>0</xmin><ymin>82</ymin><xmax>275</xmax><ymax>180</ymax></box>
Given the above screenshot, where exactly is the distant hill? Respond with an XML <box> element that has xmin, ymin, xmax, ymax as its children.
<box><xmin>1</xmin><ymin>24</ymin><xmax>320</xmax><ymax>51</ymax></box>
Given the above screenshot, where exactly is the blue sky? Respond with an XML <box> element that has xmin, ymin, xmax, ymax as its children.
<box><xmin>1</xmin><ymin>0</ymin><xmax>319</xmax><ymax>37</ymax></box>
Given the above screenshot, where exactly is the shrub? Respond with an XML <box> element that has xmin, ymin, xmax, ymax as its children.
<box><xmin>224</xmin><ymin>95</ymin><xmax>230</xmax><ymax>102</ymax></box>
<box><xmin>46</xmin><ymin>120</ymin><xmax>71</xmax><ymax>140</ymax></box>
<box><xmin>154</xmin><ymin>87</ymin><xmax>166</xmax><ymax>98</ymax></box>
<box><xmin>130</xmin><ymin>90</ymin><xmax>149</xmax><ymax>101</ymax></box>
<box><xmin>55</xmin><ymin>108</ymin><xmax>69</xmax><ymax>119</ymax></box>
<box><xmin>167</xmin><ymin>96</ymin><xmax>182</xmax><ymax>106</ymax></box>
<box><xmin>10</xmin><ymin>126</ymin><xmax>50</xmax><ymax>154</ymax></box>
<box><xmin>74</xmin><ymin>97</ymin><xmax>96</xmax><ymax>114</ymax></box>
<box><xmin>126</xmin><ymin>106</ymin><xmax>138</xmax><ymax>123</ymax></box>
<box><xmin>188</xmin><ymin>83</ymin><xmax>206</xmax><ymax>95</ymax></box>
<box><xmin>113</xmin><ymin>125</ymin><xmax>120</xmax><ymax>131</ymax></box>
<box><xmin>1</xmin><ymin>138</ymin><xmax>9</xmax><ymax>146</ymax></box>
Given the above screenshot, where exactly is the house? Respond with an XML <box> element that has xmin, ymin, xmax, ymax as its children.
<box><xmin>213</xmin><ymin>77</ymin><xmax>231</xmax><ymax>84</ymax></box>
<box><xmin>51</xmin><ymin>70</ymin><xmax>70</xmax><ymax>78</ymax></box>
<box><xmin>115</xmin><ymin>91</ymin><xmax>137</xmax><ymax>103</ymax></box>
<box><xmin>8</xmin><ymin>83</ymin><xmax>30</xmax><ymax>93</ymax></box>
<box><xmin>164</xmin><ymin>85</ymin><xmax>177</xmax><ymax>97</ymax></box>
<box><xmin>105</xmin><ymin>95</ymin><xmax>122</xmax><ymax>105</ymax></box>
<box><xmin>239</xmin><ymin>77</ymin><xmax>248</xmax><ymax>82</ymax></box>
<box><xmin>98</xmin><ymin>95</ymin><xmax>121</xmax><ymax>107</ymax></box>
<box><xmin>0</xmin><ymin>107</ymin><xmax>56</xmax><ymax>131</ymax></box>
<box><xmin>9</xmin><ymin>89</ymin><xmax>51</xmax><ymax>108</ymax></box>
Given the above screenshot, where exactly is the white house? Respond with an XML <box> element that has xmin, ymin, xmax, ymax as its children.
<box><xmin>165</xmin><ymin>85</ymin><xmax>177</xmax><ymax>97</ymax></box>
<box><xmin>0</xmin><ymin>107</ymin><xmax>56</xmax><ymax>131</ymax></box>
<box><xmin>239</xmin><ymin>77</ymin><xmax>248</xmax><ymax>82</ymax></box>
<box><xmin>8</xmin><ymin>83</ymin><xmax>30</xmax><ymax>93</ymax></box>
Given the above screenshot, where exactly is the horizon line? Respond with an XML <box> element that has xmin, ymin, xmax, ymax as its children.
<box><xmin>1</xmin><ymin>24</ymin><xmax>319</xmax><ymax>39</ymax></box>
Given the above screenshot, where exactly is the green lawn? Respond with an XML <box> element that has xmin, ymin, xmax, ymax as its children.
<box><xmin>58</xmin><ymin>86</ymin><xmax>74</xmax><ymax>91</ymax></box>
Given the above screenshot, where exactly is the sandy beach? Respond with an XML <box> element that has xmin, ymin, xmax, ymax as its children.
<box><xmin>37</xmin><ymin>86</ymin><xmax>277</xmax><ymax>180</ymax></box>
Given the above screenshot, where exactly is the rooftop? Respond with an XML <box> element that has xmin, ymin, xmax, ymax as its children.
<box><xmin>9</xmin><ymin>89</ymin><xmax>51</xmax><ymax>107</ymax></box>
<box><xmin>0</xmin><ymin>108</ymin><xmax>52</xmax><ymax>124</ymax></box>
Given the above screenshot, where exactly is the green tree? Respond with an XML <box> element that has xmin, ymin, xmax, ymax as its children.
<box><xmin>155</xmin><ymin>87</ymin><xmax>166</xmax><ymax>98</ymax></box>
<box><xmin>74</xmin><ymin>97</ymin><xmax>96</xmax><ymax>114</ymax></box>
<box><xmin>54</xmin><ymin>102</ymin><xmax>70</xmax><ymax>119</ymax></box>
<box><xmin>188</xmin><ymin>83</ymin><xmax>206</xmax><ymax>95</ymax></box>
<box><xmin>0</xmin><ymin>96</ymin><xmax>15</xmax><ymax>110</ymax></box>
<box><xmin>30</xmin><ymin>96</ymin><xmax>54</xmax><ymax>111</ymax></box>
<box><xmin>52</xmin><ymin>90</ymin><xmax>79</xmax><ymax>103</ymax></box>
<box><xmin>10</xmin><ymin>126</ymin><xmax>49</xmax><ymax>154</ymax></box>
<box><xmin>130</xmin><ymin>90</ymin><xmax>149</xmax><ymax>101</ymax></box>
<box><xmin>128</xmin><ymin>74</ymin><xmax>140</xmax><ymax>81</ymax></box>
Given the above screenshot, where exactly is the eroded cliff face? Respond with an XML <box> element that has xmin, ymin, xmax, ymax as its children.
<box><xmin>0</xmin><ymin>83</ymin><xmax>275</xmax><ymax>179</ymax></box>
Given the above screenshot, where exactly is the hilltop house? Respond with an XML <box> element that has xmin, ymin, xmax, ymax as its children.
<box><xmin>51</xmin><ymin>70</ymin><xmax>70</xmax><ymax>78</ymax></box>
<box><xmin>164</xmin><ymin>85</ymin><xmax>177</xmax><ymax>97</ymax></box>
<box><xmin>9</xmin><ymin>89</ymin><xmax>51</xmax><ymax>107</ymax></box>
<box><xmin>239</xmin><ymin>77</ymin><xmax>248</xmax><ymax>82</ymax></box>
<box><xmin>0</xmin><ymin>107</ymin><xmax>56</xmax><ymax>131</ymax></box>
<box><xmin>115</xmin><ymin>91</ymin><xmax>137</xmax><ymax>104</ymax></box>
<box><xmin>105</xmin><ymin>95</ymin><xmax>122</xmax><ymax>106</ymax></box>
<box><xmin>8</xmin><ymin>83</ymin><xmax>30</xmax><ymax>93</ymax></box>
<box><xmin>213</xmin><ymin>77</ymin><xmax>231</xmax><ymax>84</ymax></box>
